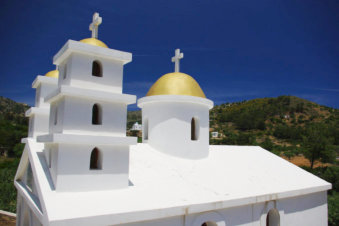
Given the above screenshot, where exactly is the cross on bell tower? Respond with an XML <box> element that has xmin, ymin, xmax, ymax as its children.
<box><xmin>171</xmin><ymin>49</ymin><xmax>184</xmax><ymax>72</ymax></box>
<box><xmin>89</xmin><ymin>12</ymin><xmax>102</xmax><ymax>39</ymax></box>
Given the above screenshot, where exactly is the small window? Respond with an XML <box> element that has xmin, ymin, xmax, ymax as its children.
<box><xmin>266</xmin><ymin>208</ymin><xmax>280</xmax><ymax>226</ymax></box>
<box><xmin>144</xmin><ymin>118</ymin><xmax>149</xmax><ymax>140</ymax></box>
<box><xmin>92</xmin><ymin>60</ymin><xmax>102</xmax><ymax>77</ymax></box>
<box><xmin>202</xmin><ymin>222</ymin><xmax>218</xmax><ymax>226</ymax></box>
<box><xmin>63</xmin><ymin>64</ymin><xmax>67</xmax><ymax>79</ymax></box>
<box><xmin>54</xmin><ymin>107</ymin><xmax>58</xmax><ymax>125</ymax></box>
<box><xmin>29</xmin><ymin>118</ymin><xmax>33</xmax><ymax>133</ymax></box>
<box><xmin>92</xmin><ymin>104</ymin><xmax>102</xmax><ymax>125</ymax></box>
<box><xmin>35</xmin><ymin>87</ymin><xmax>41</xmax><ymax>106</ymax></box>
<box><xmin>90</xmin><ymin>148</ymin><xmax>102</xmax><ymax>170</ymax></box>
<box><xmin>48</xmin><ymin>149</ymin><xmax>52</xmax><ymax>168</ymax></box>
<box><xmin>191</xmin><ymin>117</ymin><xmax>199</xmax><ymax>140</ymax></box>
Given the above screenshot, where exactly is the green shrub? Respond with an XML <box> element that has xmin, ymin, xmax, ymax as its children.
<box><xmin>328</xmin><ymin>192</ymin><xmax>339</xmax><ymax>226</ymax></box>
<box><xmin>0</xmin><ymin>158</ymin><xmax>19</xmax><ymax>212</ymax></box>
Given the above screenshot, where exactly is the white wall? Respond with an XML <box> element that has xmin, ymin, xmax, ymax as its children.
<box><xmin>48</xmin><ymin>143</ymin><xmax>130</xmax><ymax>191</ymax></box>
<box><xmin>49</xmin><ymin>98</ymin><xmax>65</xmax><ymax>134</ymax></box>
<box><xmin>142</xmin><ymin>101</ymin><xmax>210</xmax><ymax>159</ymax></box>
<box><xmin>49</xmin><ymin>96</ymin><xmax>127</xmax><ymax>136</ymax></box>
<box><xmin>58</xmin><ymin>53</ymin><xmax>124</xmax><ymax>93</ymax></box>
<box><xmin>35</xmin><ymin>83</ymin><xmax>57</xmax><ymax>108</ymax></box>
<box><xmin>279</xmin><ymin>191</ymin><xmax>328</xmax><ymax>226</ymax></box>
<box><xmin>119</xmin><ymin>192</ymin><xmax>328</xmax><ymax>226</ymax></box>
<box><xmin>28</xmin><ymin>114</ymin><xmax>49</xmax><ymax>138</ymax></box>
<box><xmin>28</xmin><ymin>78</ymin><xmax>58</xmax><ymax>138</ymax></box>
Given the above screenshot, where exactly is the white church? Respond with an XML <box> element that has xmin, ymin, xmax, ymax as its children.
<box><xmin>15</xmin><ymin>13</ymin><xmax>331</xmax><ymax>226</ymax></box>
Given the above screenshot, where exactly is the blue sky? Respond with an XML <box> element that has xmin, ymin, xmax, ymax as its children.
<box><xmin>0</xmin><ymin>0</ymin><xmax>338</xmax><ymax>109</ymax></box>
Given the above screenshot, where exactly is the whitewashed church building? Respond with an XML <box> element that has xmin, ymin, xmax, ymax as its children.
<box><xmin>15</xmin><ymin>13</ymin><xmax>331</xmax><ymax>226</ymax></box>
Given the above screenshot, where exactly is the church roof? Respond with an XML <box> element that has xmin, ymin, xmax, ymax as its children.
<box><xmin>79</xmin><ymin>38</ymin><xmax>108</xmax><ymax>48</ymax></box>
<box><xmin>146</xmin><ymin>72</ymin><xmax>206</xmax><ymax>98</ymax></box>
<box><xmin>44</xmin><ymin>70</ymin><xmax>59</xmax><ymax>78</ymax></box>
<box><xmin>21</xmin><ymin>140</ymin><xmax>331</xmax><ymax>225</ymax></box>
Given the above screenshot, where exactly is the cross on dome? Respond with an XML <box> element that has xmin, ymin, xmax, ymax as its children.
<box><xmin>171</xmin><ymin>49</ymin><xmax>184</xmax><ymax>72</ymax></box>
<box><xmin>89</xmin><ymin>12</ymin><xmax>102</xmax><ymax>39</ymax></box>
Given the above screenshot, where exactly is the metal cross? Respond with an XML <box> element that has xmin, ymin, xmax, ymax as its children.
<box><xmin>171</xmin><ymin>49</ymin><xmax>184</xmax><ymax>72</ymax></box>
<box><xmin>89</xmin><ymin>12</ymin><xmax>102</xmax><ymax>39</ymax></box>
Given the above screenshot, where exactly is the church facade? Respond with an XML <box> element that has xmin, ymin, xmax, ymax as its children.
<box><xmin>15</xmin><ymin>13</ymin><xmax>331</xmax><ymax>226</ymax></box>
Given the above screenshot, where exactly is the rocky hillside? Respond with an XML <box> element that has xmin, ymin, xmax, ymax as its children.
<box><xmin>210</xmin><ymin>96</ymin><xmax>338</xmax><ymax>164</ymax></box>
<box><xmin>0</xmin><ymin>97</ymin><xmax>29</xmax><ymax>157</ymax></box>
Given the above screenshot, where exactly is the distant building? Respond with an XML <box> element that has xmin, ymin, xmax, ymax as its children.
<box><xmin>211</xmin><ymin>131</ymin><xmax>218</xmax><ymax>138</ymax></box>
<box><xmin>131</xmin><ymin>122</ymin><xmax>142</xmax><ymax>131</ymax></box>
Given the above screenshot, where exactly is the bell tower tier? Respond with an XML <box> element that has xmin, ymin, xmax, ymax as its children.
<box><xmin>26</xmin><ymin>73</ymin><xmax>58</xmax><ymax>139</ymax></box>
<box><xmin>37</xmin><ymin>14</ymin><xmax>137</xmax><ymax>191</ymax></box>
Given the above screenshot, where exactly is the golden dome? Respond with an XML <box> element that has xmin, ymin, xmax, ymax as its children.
<box><xmin>45</xmin><ymin>70</ymin><xmax>59</xmax><ymax>78</ymax></box>
<box><xmin>146</xmin><ymin>72</ymin><xmax>206</xmax><ymax>98</ymax></box>
<box><xmin>79</xmin><ymin>38</ymin><xmax>108</xmax><ymax>48</ymax></box>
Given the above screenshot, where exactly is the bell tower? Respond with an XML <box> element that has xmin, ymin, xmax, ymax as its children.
<box><xmin>37</xmin><ymin>13</ymin><xmax>137</xmax><ymax>191</ymax></box>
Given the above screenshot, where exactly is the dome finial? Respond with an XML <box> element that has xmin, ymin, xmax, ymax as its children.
<box><xmin>89</xmin><ymin>12</ymin><xmax>102</xmax><ymax>39</ymax></box>
<box><xmin>171</xmin><ymin>49</ymin><xmax>184</xmax><ymax>72</ymax></box>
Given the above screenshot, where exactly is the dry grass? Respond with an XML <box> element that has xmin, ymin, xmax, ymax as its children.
<box><xmin>282</xmin><ymin>155</ymin><xmax>331</xmax><ymax>168</ymax></box>
<box><xmin>0</xmin><ymin>213</ymin><xmax>15</xmax><ymax>226</ymax></box>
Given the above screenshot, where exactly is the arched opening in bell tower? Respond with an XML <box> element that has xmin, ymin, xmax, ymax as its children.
<box><xmin>90</xmin><ymin>147</ymin><xmax>102</xmax><ymax>170</ymax></box>
<box><xmin>92</xmin><ymin>104</ymin><xmax>102</xmax><ymax>125</ymax></box>
<box><xmin>92</xmin><ymin>60</ymin><xmax>103</xmax><ymax>77</ymax></box>
<box><xmin>266</xmin><ymin>208</ymin><xmax>280</xmax><ymax>226</ymax></box>
<box><xmin>201</xmin><ymin>222</ymin><xmax>218</xmax><ymax>226</ymax></box>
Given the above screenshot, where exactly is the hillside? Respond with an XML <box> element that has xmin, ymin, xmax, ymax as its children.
<box><xmin>209</xmin><ymin>96</ymin><xmax>339</xmax><ymax>166</ymax></box>
<box><xmin>0</xmin><ymin>97</ymin><xmax>28</xmax><ymax>157</ymax></box>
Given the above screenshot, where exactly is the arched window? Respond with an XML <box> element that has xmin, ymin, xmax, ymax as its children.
<box><xmin>48</xmin><ymin>149</ymin><xmax>52</xmax><ymax>168</ymax></box>
<box><xmin>92</xmin><ymin>104</ymin><xmax>102</xmax><ymax>125</ymax></box>
<box><xmin>90</xmin><ymin>148</ymin><xmax>102</xmax><ymax>170</ymax></box>
<box><xmin>54</xmin><ymin>107</ymin><xmax>58</xmax><ymax>125</ymax></box>
<box><xmin>144</xmin><ymin>118</ymin><xmax>148</xmax><ymax>140</ymax></box>
<box><xmin>266</xmin><ymin>208</ymin><xmax>280</xmax><ymax>226</ymax></box>
<box><xmin>191</xmin><ymin>117</ymin><xmax>199</xmax><ymax>140</ymax></box>
<box><xmin>201</xmin><ymin>222</ymin><xmax>218</xmax><ymax>226</ymax></box>
<box><xmin>63</xmin><ymin>64</ymin><xmax>67</xmax><ymax>79</ymax></box>
<box><xmin>92</xmin><ymin>60</ymin><xmax>102</xmax><ymax>77</ymax></box>
<box><xmin>29</xmin><ymin>118</ymin><xmax>33</xmax><ymax>133</ymax></box>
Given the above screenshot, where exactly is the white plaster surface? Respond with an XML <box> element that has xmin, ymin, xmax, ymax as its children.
<box><xmin>47</xmin><ymin>96</ymin><xmax>131</xmax><ymax>136</ymax></box>
<box><xmin>57</xmin><ymin>53</ymin><xmax>126</xmax><ymax>93</ymax></box>
<box><xmin>138</xmin><ymin>95</ymin><xmax>213</xmax><ymax>159</ymax></box>
<box><xmin>26</xmin><ymin>76</ymin><xmax>58</xmax><ymax>139</ymax></box>
<box><xmin>45</xmin><ymin>85</ymin><xmax>136</xmax><ymax>104</ymax></box>
<box><xmin>32</xmin><ymin>76</ymin><xmax>58</xmax><ymax>108</ymax></box>
<box><xmin>22</xmin><ymin>140</ymin><xmax>331</xmax><ymax>225</ymax></box>
<box><xmin>45</xmin><ymin>143</ymin><xmax>131</xmax><ymax>192</ymax></box>
<box><xmin>53</xmin><ymin>40</ymin><xmax>132</xmax><ymax>65</ymax></box>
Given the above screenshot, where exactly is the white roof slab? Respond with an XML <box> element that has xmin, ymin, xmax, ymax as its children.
<box><xmin>37</xmin><ymin>133</ymin><xmax>137</xmax><ymax>145</ymax></box>
<box><xmin>53</xmin><ymin>40</ymin><xmax>132</xmax><ymax>65</ymax></box>
<box><xmin>32</xmin><ymin>76</ymin><xmax>58</xmax><ymax>88</ymax></box>
<box><xmin>45</xmin><ymin>85</ymin><xmax>136</xmax><ymax>104</ymax></box>
<box><xmin>26</xmin><ymin>141</ymin><xmax>331</xmax><ymax>225</ymax></box>
<box><xmin>138</xmin><ymin>95</ymin><xmax>214</xmax><ymax>109</ymax></box>
<box><xmin>25</xmin><ymin>107</ymin><xmax>49</xmax><ymax>117</ymax></box>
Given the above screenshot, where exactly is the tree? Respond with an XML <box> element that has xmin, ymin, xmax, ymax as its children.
<box><xmin>13</xmin><ymin>143</ymin><xmax>25</xmax><ymax>158</ymax></box>
<box><xmin>302</xmin><ymin>123</ymin><xmax>335</xmax><ymax>169</ymax></box>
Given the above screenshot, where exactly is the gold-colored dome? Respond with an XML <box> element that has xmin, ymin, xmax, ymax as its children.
<box><xmin>45</xmin><ymin>70</ymin><xmax>59</xmax><ymax>78</ymax></box>
<box><xmin>79</xmin><ymin>38</ymin><xmax>108</xmax><ymax>48</ymax></box>
<box><xmin>146</xmin><ymin>72</ymin><xmax>206</xmax><ymax>98</ymax></box>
